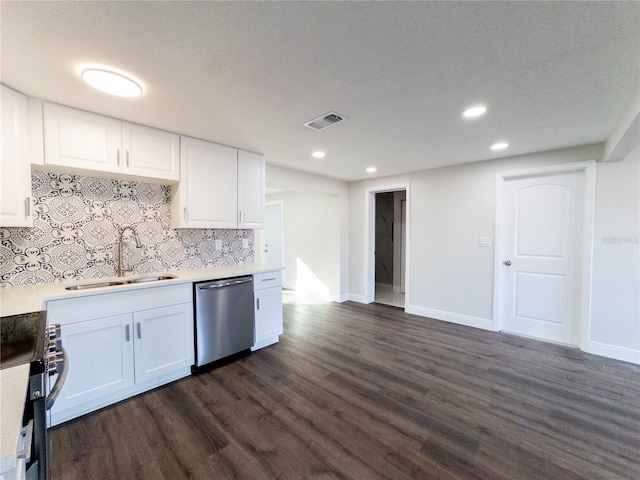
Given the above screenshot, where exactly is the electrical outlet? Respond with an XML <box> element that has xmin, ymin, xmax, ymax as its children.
<box><xmin>242</xmin><ymin>239</ymin><xmax>249</xmax><ymax>249</ymax></box>
<box><xmin>215</xmin><ymin>239</ymin><xmax>222</xmax><ymax>250</ymax></box>
<box><xmin>479</xmin><ymin>236</ymin><xmax>492</xmax><ymax>247</ymax></box>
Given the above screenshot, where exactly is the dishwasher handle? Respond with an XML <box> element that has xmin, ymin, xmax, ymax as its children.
<box><xmin>197</xmin><ymin>277</ymin><xmax>253</xmax><ymax>290</ymax></box>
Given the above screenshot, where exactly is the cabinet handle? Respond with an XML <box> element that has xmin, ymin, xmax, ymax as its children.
<box><xmin>24</xmin><ymin>197</ymin><xmax>31</xmax><ymax>218</ymax></box>
<box><xmin>125</xmin><ymin>324</ymin><xmax>130</xmax><ymax>342</ymax></box>
<box><xmin>183</xmin><ymin>207</ymin><xmax>188</xmax><ymax>223</ymax></box>
<box><xmin>137</xmin><ymin>322</ymin><xmax>142</xmax><ymax>339</ymax></box>
<box><xmin>117</xmin><ymin>148</ymin><xmax>121</xmax><ymax>166</ymax></box>
<box><xmin>240</xmin><ymin>210</ymin><xmax>244</xmax><ymax>224</ymax></box>
<box><xmin>126</xmin><ymin>150</ymin><xmax>130</xmax><ymax>167</ymax></box>
<box><xmin>257</xmin><ymin>298</ymin><xmax>260</xmax><ymax>310</ymax></box>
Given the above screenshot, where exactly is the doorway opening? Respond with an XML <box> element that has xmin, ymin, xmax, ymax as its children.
<box><xmin>374</xmin><ymin>192</ymin><xmax>406</xmax><ymax>308</ymax></box>
<box><xmin>365</xmin><ymin>183</ymin><xmax>410</xmax><ymax>308</ymax></box>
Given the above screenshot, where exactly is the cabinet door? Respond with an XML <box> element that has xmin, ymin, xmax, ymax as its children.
<box><xmin>43</xmin><ymin>103</ymin><xmax>121</xmax><ymax>173</ymax></box>
<box><xmin>133</xmin><ymin>303</ymin><xmax>194</xmax><ymax>383</ymax></box>
<box><xmin>173</xmin><ymin>136</ymin><xmax>237</xmax><ymax>228</ymax></box>
<box><xmin>51</xmin><ymin>314</ymin><xmax>134</xmax><ymax>415</ymax></box>
<box><xmin>0</xmin><ymin>85</ymin><xmax>33</xmax><ymax>227</ymax></box>
<box><xmin>238</xmin><ymin>150</ymin><xmax>265</xmax><ymax>229</ymax></box>
<box><xmin>254</xmin><ymin>286</ymin><xmax>283</xmax><ymax>346</ymax></box>
<box><xmin>122</xmin><ymin>122</ymin><xmax>180</xmax><ymax>181</ymax></box>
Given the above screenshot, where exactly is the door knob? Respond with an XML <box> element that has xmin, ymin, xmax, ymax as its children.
<box><xmin>504</xmin><ymin>260</ymin><xmax>512</xmax><ymax>266</ymax></box>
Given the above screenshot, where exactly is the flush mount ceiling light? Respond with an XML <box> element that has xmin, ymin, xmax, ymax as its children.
<box><xmin>491</xmin><ymin>142</ymin><xmax>509</xmax><ymax>151</ymax></box>
<box><xmin>463</xmin><ymin>105</ymin><xmax>487</xmax><ymax>119</ymax></box>
<box><xmin>80</xmin><ymin>65</ymin><xmax>143</xmax><ymax>97</ymax></box>
<box><xmin>312</xmin><ymin>151</ymin><xmax>325</xmax><ymax>159</ymax></box>
<box><xmin>366</xmin><ymin>167</ymin><xmax>377</xmax><ymax>173</ymax></box>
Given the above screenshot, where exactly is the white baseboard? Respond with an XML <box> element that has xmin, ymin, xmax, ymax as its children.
<box><xmin>332</xmin><ymin>292</ymin><xmax>350</xmax><ymax>303</ymax></box>
<box><xmin>348</xmin><ymin>293</ymin><xmax>368</xmax><ymax>304</ymax></box>
<box><xmin>584</xmin><ymin>341</ymin><xmax>640</xmax><ymax>365</ymax></box>
<box><xmin>405</xmin><ymin>304</ymin><xmax>494</xmax><ymax>331</ymax></box>
<box><xmin>282</xmin><ymin>281</ymin><xmax>296</xmax><ymax>290</ymax></box>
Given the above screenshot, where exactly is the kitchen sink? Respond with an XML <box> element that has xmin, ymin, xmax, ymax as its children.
<box><xmin>65</xmin><ymin>275</ymin><xmax>177</xmax><ymax>290</ymax></box>
<box><xmin>125</xmin><ymin>275</ymin><xmax>177</xmax><ymax>284</ymax></box>
<box><xmin>65</xmin><ymin>281</ymin><xmax>125</xmax><ymax>290</ymax></box>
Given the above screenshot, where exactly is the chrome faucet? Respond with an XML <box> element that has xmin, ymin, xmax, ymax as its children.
<box><xmin>117</xmin><ymin>226</ymin><xmax>142</xmax><ymax>277</ymax></box>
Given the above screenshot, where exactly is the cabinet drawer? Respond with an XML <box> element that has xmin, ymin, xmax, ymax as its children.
<box><xmin>253</xmin><ymin>271</ymin><xmax>282</xmax><ymax>290</ymax></box>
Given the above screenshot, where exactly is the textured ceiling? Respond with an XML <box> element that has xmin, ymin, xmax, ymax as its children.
<box><xmin>1</xmin><ymin>1</ymin><xmax>638</xmax><ymax>181</ymax></box>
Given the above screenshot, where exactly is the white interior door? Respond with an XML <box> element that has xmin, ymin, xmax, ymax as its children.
<box><xmin>263</xmin><ymin>203</ymin><xmax>283</xmax><ymax>267</ymax></box>
<box><xmin>500</xmin><ymin>171</ymin><xmax>583</xmax><ymax>345</ymax></box>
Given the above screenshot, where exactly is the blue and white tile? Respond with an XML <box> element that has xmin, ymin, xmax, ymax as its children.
<box><xmin>1</xmin><ymin>170</ymin><xmax>256</xmax><ymax>286</ymax></box>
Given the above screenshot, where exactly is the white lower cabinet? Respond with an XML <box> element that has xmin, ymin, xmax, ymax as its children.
<box><xmin>47</xmin><ymin>284</ymin><xmax>193</xmax><ymax>426</ymax></box>
<box><xmin>54</xmin><ymin>314</ymin><xmax>134</xmax><ymax>412</ymax></box>
<box><xmin>252</xmin><ymin>271</ymin><xmax>283</xmax><ymax>350</ymax></box>
<box><xmin>133</xmin><ymin>304</ymin><xmax>193</xmax><ymax>383</ymax></box>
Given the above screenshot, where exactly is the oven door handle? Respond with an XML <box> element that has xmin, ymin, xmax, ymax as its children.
<box><xmin>46</xmin><ymin>347</ymin><xmax>68</xmax><ymax>411</ymax></box>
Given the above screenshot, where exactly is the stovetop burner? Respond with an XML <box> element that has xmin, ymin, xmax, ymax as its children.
<box><xmin>1</xmin><ymin>311</ymin><xmax>47</xmax><ymax>370</ymax></box>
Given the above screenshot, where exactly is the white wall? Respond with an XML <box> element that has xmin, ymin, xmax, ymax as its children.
<box><xmin>350</xmin><ymin>144</ymin><xmax>603</xmax><ymax>313</ymax></box>
<box><xmin>265</xmin><ymin>164</ymin><xmax>349</xmax><ymax>301</ymax></box>
<box><xmin>589</xmin><ymin>144</ymin><xmax>639</xmax><ymax>361</ymax></box>
<box><xmin>266</xmin><ymin>191</ymin><xmax>341</xmax><ymax>300</ymax></box>
<box><xmin>267</xmin><ymin>142</ymin><xmax>639</xmax><ymax>364</ymax></box>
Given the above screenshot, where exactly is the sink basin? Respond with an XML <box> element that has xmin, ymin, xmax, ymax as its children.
<box><xmin>65</xmin><ymin>281</ymin><xmax>125</xmax><ymax>290</ymax></box>
<box><xmin>64</xmin><ymin>275</ymin><xmax>177</xmax><ymax>290</ymax></box>
<box><xmin>125</xmin><ymin>275</ymin><xmax>177</xmax><ymax>284</ymax></box>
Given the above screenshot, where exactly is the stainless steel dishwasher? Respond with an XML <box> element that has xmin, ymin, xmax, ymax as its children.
<box><xmin>193</xmin><ymin>276</ymin><xmax>255</xmax><ymax>370</ymax></box>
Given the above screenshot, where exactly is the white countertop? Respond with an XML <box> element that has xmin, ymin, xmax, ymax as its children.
<box><xmin>0</xmin><ymin>263</ymin><xmax>282</xmax><ymax>317</ymax></box>
<box><xmin>0</xmin><ymin>263</ymin><xmax>281</xmax><ymax>473</ymax></box>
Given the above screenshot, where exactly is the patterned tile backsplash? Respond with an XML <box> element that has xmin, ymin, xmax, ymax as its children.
<box><xmin>0</xmin><ymin>171</ymin><xmax>254</xmax><ymax>287</ymax></box>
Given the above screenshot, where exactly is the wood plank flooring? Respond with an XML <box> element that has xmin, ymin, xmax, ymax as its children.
<box><xmin>50</xmin><ymin>295</ymin><xmax>640</xmax><ymax>479</ymax></box>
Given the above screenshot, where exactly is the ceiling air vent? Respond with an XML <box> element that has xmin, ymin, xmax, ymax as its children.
<box><xmin>304</xmin><ymin>112</ymin><xmax>346</xmax><ymax>131</ymax></box>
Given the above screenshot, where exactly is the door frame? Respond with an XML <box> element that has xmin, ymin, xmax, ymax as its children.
<box><xmin>364</xmin><ymin>183</ymin><xmax>411</xmax><ymax>306</ymax></box>
<box><xmin>493</xmin><ymin>160</ymin><xmax>596</xmax><ymax>349</ymax></box>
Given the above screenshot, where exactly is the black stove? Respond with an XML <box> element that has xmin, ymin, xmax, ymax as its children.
<box><xmin>1</xmin><ymin>311</ymin><xmax>47</xmax><ymax>371</ymax></box>
<box><xmin>1</xmin><ymin>311</ymin><xmax>65</xmax><ymax>480</ymax></box>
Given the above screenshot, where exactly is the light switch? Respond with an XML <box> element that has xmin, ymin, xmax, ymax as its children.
<box><xmin>242</xmin><ymin>239</ymin><xmax>249</xmax><ymax>249</ymax></box>
<box><xmin>479</xmin><ymin>236</ymin><xmax>492</xmax><ymax>247</ymax></box>
<box><xmin>215</xmin><ymin>239</ymin><xmax>222</xmax><ymax>250</ymax></box>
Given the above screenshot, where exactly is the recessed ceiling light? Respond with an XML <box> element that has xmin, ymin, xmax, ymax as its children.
<box><xmin>312</xmin><ymin>151</ymin><xmax>325</xmax><ymax>158</ymax></box>
<box><xmin>80</xmin><ymin>65</ymin><xmax>143</xmax><ymax>97</ymax></box>
<box><xmin>491</xmin><ymin>142</ymin><xmax>509</xmax><ymax>150</ymax></box>
<box><xmin>463</xmin><ymin>105</ymin><xmax>487</xmax><ymax>118</ymax></box>
<box><xmin>366</xmin><ymin>167</ymin><xmax>377</xmax><ymax>173</ymax></box>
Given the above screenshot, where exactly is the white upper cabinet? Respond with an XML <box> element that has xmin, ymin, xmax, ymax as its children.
<box><xmin>43</xmin><ymin>103</ymin><xmax>179</xmax><ymax>182</ymax></box>
<box><xmin>238</xmin><ymin>150</ymin><xmax>265</xmax><ymax>229</ymax></box>
<box><xmin>43</xmin><ymin>103</ymin><xmax>121</xmax><ymax>173</ymax></box>
<box><xmin>1</xmin><ymin>84</ymin><xmax>33</xmax><ymax>227</ymax></box>
<box><xmin>172</xmin><ymin>138</ymin><xmax>265</xmax><ymax>230</ymax></box>
<box><xmin>172</xmin><ymin>136</ymin><xmax>238</xmax><ymax>229</ymax></box>
<box><xmin>122</xmin><ymin>122</ymin><xmax>179</xmax><ymax>181</ymax></box>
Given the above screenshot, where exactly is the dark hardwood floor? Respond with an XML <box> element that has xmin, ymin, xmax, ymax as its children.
<box><xmin>51</xmin><ymin>293</ymin><xmax>640</xmax><ymax>479</ymax></box>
